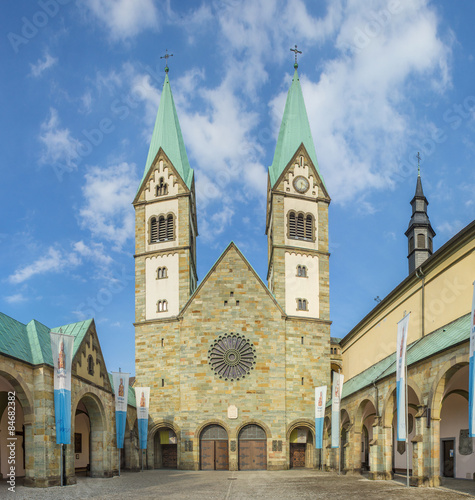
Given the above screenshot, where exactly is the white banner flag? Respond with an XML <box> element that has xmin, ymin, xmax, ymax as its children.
<box><xmin>396</xmin><ymin>313</ymin><xmax>410</xmax><ymax>442</ymax></box>
<box><xmin>315</xmin><ymin>386</ymin><xmax>327</xmax><ymax>449</ymax></box>
<box><xmin>112</xmin><ymin>372</ymin><xmax>130</xmax><ymax>449</ymax></box>
<box><xmin>331</xmin><ymin>372</ymin><xmax>344</xmax><ymax>448</ymax></box>
<box><xmin>135</xmin><ymin>387</ymin><xmax>150</xmax><ymax>449</ymax></box>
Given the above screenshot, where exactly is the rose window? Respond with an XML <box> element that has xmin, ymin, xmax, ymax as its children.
<box><xmin>208</xmin><ymin>333</ymin><xmax>256</xmax><ymax>381</ymax></box>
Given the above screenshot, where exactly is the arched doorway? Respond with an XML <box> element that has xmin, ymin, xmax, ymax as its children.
<box><xmin>238</xmin><ymin>424</ymin><xmax>267</xmax><ymax>470</ymax></box>
<box><xmin>439</xmin><ymin>364</ymin><xmax>470</xmax><ymax>479</ymax></box>
<box><xmin>0</xmin><ymin>376</ymin><xmax>26</xmax><ymax>479</ymax></box>
<box><xmin>200</xmin><ymin>425</ymin><xmax>228</xmax><ymax>470</ymax></box>
<box><xmin>154</xmin><ymin>427</ymin><xmax>178</xmax><ymax>468</ymax></box>
<box><xmin>355</xmin><ymin>398</ymin><xmax>377</xmax><ymax>472</ymax></box>
<box><xmin>340</xmin><ymin>410</ymin><xmax>350</xmax><ymax>471</ymax></box>
<box><xmin>289</xmin><ymin>427</ymin><xmax>313</xmax><ymax>468</ymax></box>
<box><xmin>73</xmin><ymin>393</ymin><xmax>106</xmax><ymax>478</ymax></box>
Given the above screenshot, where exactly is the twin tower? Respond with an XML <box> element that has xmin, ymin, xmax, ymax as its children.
<box><xmin>132</xmin><ymin>62</ymin><xmax>331</xmax><ymax>470</ymax></box>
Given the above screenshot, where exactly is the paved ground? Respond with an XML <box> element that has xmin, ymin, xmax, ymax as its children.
<box><xmin>2</xmin><ymin>470</ymin><xmax>475</xmax><ymax>499</ymax></box>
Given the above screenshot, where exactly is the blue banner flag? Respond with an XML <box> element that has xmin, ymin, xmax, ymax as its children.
<box><xmin>315</xmin><ymin>386</ymin><xmax>327</xmax><ymax>449</ymax></box>
<box><xmin>112</xmin><ymin>372</ymin><xmax>130</xmax><ymax>449</ymax></box>
<box><xmin>469</xmin><ymin>283</ymin><xmax>475</xmax><ymax>437</ymax></box>
<box><xmin>396</xmin><ymin>313</ymin><xmax>410</xmax><ymax>442</ymax></box>
<box><xmin>135</xmin><ymin>387</ymin><xmax>150</xmax><ymax>449</ymax></box>
<box><xmin>331</xmin><ymin>372</ymin><xmax>344</xmax><ymax>448</ymax></box>
<box><xmin>50</xmin><ymin>332</ymin><xmax>74</xmax><ymax>444</ymax></box>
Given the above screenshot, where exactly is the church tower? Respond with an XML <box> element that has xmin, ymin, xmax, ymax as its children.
<box><xmin>133</xmin><ymin>65</ymin><xmax>198</xmax><ymax>325</ymax></box>
<box><xmin>266</xmin><ymin>60</ymin><xmax>330</xmax><ymax>321</ymax></box>
<box><xmin>405</xmin><ymin>156</ymin><xmax>435</xmax><ymax>274</ymax></box>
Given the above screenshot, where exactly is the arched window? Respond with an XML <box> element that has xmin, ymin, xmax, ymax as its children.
<box><xmin>288</xmin><ymin>211</ymin><xmax>296</xmax><ymax>238</ymax></box>
<box><xmin>158</xmin><ymin>216</ymin><xmax>166</xmax><ymax>241</ymax></box>
<box><xmin>87</xmin><ymin>354</ymin><xmax>94</xmax><ymax>376</ymax></box>
<box><xmin>157</xmin><ymin>267</ymin><xmax>168</xmax><ymax>279</ymax></box>
<box><xmin>297</xmin><ymin>265</ymin><xmax>307</xmax><ymax>277</ymax></box>
<box><xmin>155</xmin><ymin>177</ymin><xmax>168</xmax><ymax>197</ymax></box>
<box><xmin>297</xmin><ymin>299</ymin><xmax>307</xmax><ymax>311</ymax></box>
<box><xmin>288</xmin><ymin>211</ymin><xmax>314</xmax><ymax>241</ymax></box>
<box><xmin>157</xmin><ymin>300</ymin><xmax>168</xmax><ymax>313</ymax></box>
<box><xmin>150</xmin><ymin>217</ymin><xmax>158</xmax><ymax>243</ymax></box>
<box><xmin>417</xmin><ymin>233</ymin><xmax>425</xmax><ymax>248</ymax></box>
<box><xmin>167</xmin><ymin>214</ymin><xmax>174</xmax><ymax>240</ymax></box>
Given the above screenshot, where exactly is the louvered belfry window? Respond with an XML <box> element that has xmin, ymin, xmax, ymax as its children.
<box><xmin>288</xmin><ymin>211</ymin><xmax>314</xmax><ymax>241</ymax></box>
<box><xmin>150</xmin><ymin>217</ymin><xmax>158</xmax><ymax>242</ymax></box>
<box><xmin>167</xmin><ymin>214</ymin><xmax>174</xmax><ymax>240</ymax></box>
<box><xmin>158</xmin><ymin>216</ymin><xmax>167</xmax><ymax>241</ymax></box>
<box><xmin>289</xmin><ymin>212</ymin><xmax>296</xmax><ymax>237</ymax></box>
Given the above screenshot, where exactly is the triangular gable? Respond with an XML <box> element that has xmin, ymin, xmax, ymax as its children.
<box><xmin>133</xmin><ymin>147</ymin><xmax>192</xmax><ymax>204</ymax></box>
<box><xmin>272</xmin><ymin>143</ymin><xmax>330</xmax><ymax>201</ymax></box>
<box><xmin>52</xmin><ymin>319</ymin><xmax>112</xmax><ymax>392</ymax></box>
<box><xmin>180</xmin><ymin>242</ymin><xmax>285</xmax><ymax>317</ymax></box>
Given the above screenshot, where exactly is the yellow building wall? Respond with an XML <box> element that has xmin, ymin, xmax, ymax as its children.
<box><xmin>341</xmin><ymin>230</ymin><xmax>474</xmax><ymax>381</ymax></box>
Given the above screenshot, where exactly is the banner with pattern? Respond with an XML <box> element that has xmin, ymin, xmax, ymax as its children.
<box><xmin>315</xmin><ymin>386</ymin><xmax>327</xmax><ymax>449</ymax></box>
<box><xmin>331</xmin><ymin>373</ymin><xmax>344</xmax><ymax>449</ymax></box>
<box><xmin>50</xmin><ymin>332</ymin><xmax>74</xmax><ymax>444</ymax></box>
<box><xmin>135</xmin><ymin>387</ymin><xmax>150</xmax><ymax>449</ymax></box>
<box><xmin>112</xmin><ymin>372</ymin><xmax>130</xmax><ymax>449</ymax></box>
<box><xmin>396</xmin><ymin>313</ymin><xmax>410</xmax><ymax>442</ymax></box>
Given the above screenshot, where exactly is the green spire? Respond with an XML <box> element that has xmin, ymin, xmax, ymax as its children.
<box><xmin>269</xmin><ymin>68</ymin><xmax>325</xmax><ymax>189</ymax></box>
<box><xmin>138</xmin><ymin>71</ymin><xmax>193</xmax><ymax>192</ymax></box>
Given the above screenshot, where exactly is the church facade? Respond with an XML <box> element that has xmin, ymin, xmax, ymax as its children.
<box><xmin>133</xmin><ymin>64</ymin><xmax>331</xmax><ymax>470</ymax></box>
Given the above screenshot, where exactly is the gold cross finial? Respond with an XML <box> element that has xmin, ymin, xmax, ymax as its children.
<box><xmin>160</xmin><ymin>49</ymin><xmax>173</xmax><ymax>73</ymax></box>
<box><xmin>290</xmin><ymin>45</ymin><xmax>302</xmax><ymax>68</ymax></box>
<box><xmin>416</xmin><ymin>152</ymin><xmax>421</xmax><ymax>176</ymax></box>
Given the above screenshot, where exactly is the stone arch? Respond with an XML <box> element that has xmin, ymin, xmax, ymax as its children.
<box><xmin>70</xmin><ymin>390</ymin><xmax>109</xmax><ymax>479</ymax></box>
<box><xmin>234</xmin><ymin>419</ymin><xmax>272</xmax><ymax>440</ymax></box>
<box><xmin>194</xmin><ymin>419</ymin><xmax>231</xmax><ymax>440</ymax></box>
<box><xmin>355</xmin><ymin>396</ymin><xmax>378</xmax><ymax>432</ymax></box>
<box><xmin>427</xmin><ymin>354</ymin><xmax>469</xmax><ymax>419</ymax></box>
<box><xmin>354</xmin><ymin>397</ymin><xmax>378</xmax><ymax>472</ymax></box>
<box><xmin>287</xmin><ymin>419</ymin><xmax>316</xmax><ymax>469</ymax></box>
<box><xmin>382</xmin><ymin>379</ymin><xmax>422</xmax><ymax>428</ymax></box>
<box><xmin>148</xmin><ymin>420</ymin><xmax>180</xmax><ymax>470</ymax></box>
<box><xmin>0</xmin><ymin>368</ymin><xmax>34</xmax><ymax>417</ymax></box>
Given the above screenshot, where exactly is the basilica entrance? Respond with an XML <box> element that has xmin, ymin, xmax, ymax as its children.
<box><xmin>289</xmin><ymin>427</ymin><xmax>313</xmax><ymax>468</ymax></box>
<box><xmin>154</xmin><ymin>428</ymin><xmax>178</xmax><ymax>469</ymax></box>
<box><xmin>200</xmin><ymin>425</ymin><xmax>229</xmax><ymax>470</ymax></box>
<box><xmin>238</xmin><ymin>424</ymin><xmax>267</xmax><ymax>470</ymax></box>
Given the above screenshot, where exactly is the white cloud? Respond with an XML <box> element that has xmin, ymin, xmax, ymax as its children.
<box><xmin>436</xmin><ymin>220</ymin><xmax>464</xmax><ymax>238</ymax></box>
<box><xmin>8</xmin><ymin>247</ymin><xmax>81</xmax><ymax>284</ymax></box>
<box><xmin>83</xmin><ymin>0</ymin><xmax>159</xmax><ymax>41</ymax></box>
<box><xmin>79</xmin><ymin>162</ymin><xmax>139</xmax><ymax>250</ymax></box>
<box><xmin>30</xmin><ymin>53</ymin><xmax>58</xmax><ymax>77</ymax></box>
<box><xmin>73</xmin><ymin>240</ymin><xmax>113</xmax><ymax>267</ymax></box>
<box><xmin>5</xmin><ymin>293</ymin><xmax>27</xmax><ymax>304</ymax></box>
<box><xmin>38</xmin><ymin>108</ymin><xmax>80</xmax><ymax>171</ymax></box>
<box><xmin>269</xmin><ymin>0</ymin><xmax>452</xmax><ymax>203</ymax></box>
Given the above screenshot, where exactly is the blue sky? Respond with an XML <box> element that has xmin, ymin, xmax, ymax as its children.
<box><xmin>1</xmin><ymin>1</ymin><xmax>474</xmax><ymax>376</ymax></box>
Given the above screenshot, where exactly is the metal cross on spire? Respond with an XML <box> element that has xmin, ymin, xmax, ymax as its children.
<box><xmin>416</xmin><ymin>151</ymin><xmax>421</xmax><ymax>176</ymax></box>
<box><xmin>290</xmin><ymin>45</ymin><xmax>302</xmax><ymax>68</ymax></box>
<box><xmin>160</xmin><ymin>49</ymin><xmax>173</xmax><ymax>73</ymax></box>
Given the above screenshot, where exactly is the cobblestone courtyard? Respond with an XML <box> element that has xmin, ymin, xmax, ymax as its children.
<box><xmin>2</xmin><ymin>470</ymin><xmax>475</xmax><ymax>500</ymax></box>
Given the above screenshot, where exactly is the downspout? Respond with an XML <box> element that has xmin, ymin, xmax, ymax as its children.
<box><xmin>372</xmin><ymin>380</ymin><xmax>379</xmax><ymax>417</ymax></box>
<box><xmin>416</xmin><ymin>268</ymin><xmax>425</xmax><ymax>337</ymax></box>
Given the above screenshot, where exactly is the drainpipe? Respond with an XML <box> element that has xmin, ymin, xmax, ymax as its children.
<box><xmin>372</xmin><ymin>380</ymin><xmax>379</xmax><ymax>417</ymax></box>
<box><xmin>416</xmin><ymin>268</ymin><xmax>425</xmax><ymax>337</ymax></box>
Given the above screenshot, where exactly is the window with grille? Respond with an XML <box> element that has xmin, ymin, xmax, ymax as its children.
<box><xmin>167</xmin><ymin>214</ymin><xmax>174</xmax><ymax>240</ymax></box>
<box><xmin>150</xmin><ymin>217</ymin><xmax>158</xmax><ymax>242</ymax></box>
<box><xmin>288</xmin><ymin>211</ymin><xmax>314</xmax><ymax>241</ymax></box>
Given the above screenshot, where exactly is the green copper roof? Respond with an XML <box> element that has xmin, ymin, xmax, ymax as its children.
<box><xmin>341</xmin><ymin>313</ymin><xmax>471</xmax><ymax>401</ymax></box>
<box><xmin>0</xmin><ymin>312</ymin><xmax>93</xmax><ymax>366</ymax></box>
<box><xmin>269</xmin><ymin>69</ymin><xmax>325</xmax><ymax>189</ymax></box>
<box><xmin>138</xmin><ymin>72</ymin><xmax>193</xmax><ymax>193</ymax></box>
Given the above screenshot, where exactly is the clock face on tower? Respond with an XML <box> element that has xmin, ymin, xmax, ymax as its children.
<box><xmin>293</xmin><ymin>176</ymin><xmax>309</xmax><ymax>194</ymax></box>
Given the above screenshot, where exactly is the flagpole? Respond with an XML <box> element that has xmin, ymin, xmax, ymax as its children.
<box><xmin>119</xmin><ymin>448</ymin><xmax>121</xmax><ymax>477</ymax></box>
<box><xmin>405</xmin><ymin>359</ymin><xmax>409</xmax><ymax>487</ymax></box>
<box><xmin>60</xmin><ymin>443</ymin><xmax>64</xmax><ymax>487</ymax></box>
